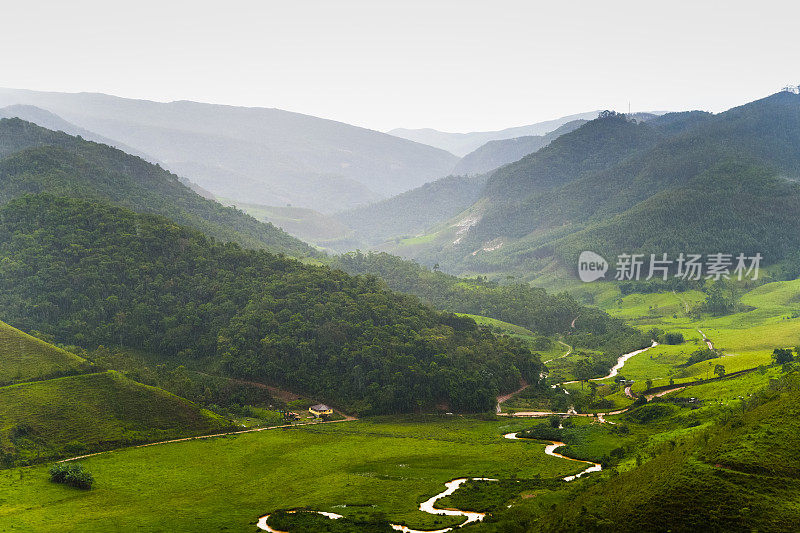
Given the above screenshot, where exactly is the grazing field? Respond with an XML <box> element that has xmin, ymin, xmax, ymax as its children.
<box><xmin>0</xmin><ymin>417</ymin><xmax>586</xmax><ymax>532</ymax></box>
<box><xmin>593</xmin><ymin>281</ymin><xmax>800</xmax><ymax>388</ymax></box>
<box><xmin>495</xmin><ymin>279</ymin><xmax>800</xmax><ymax>417</ymax></box>
<box><xmin>604</xmin><ymin>290</ymin><xmax>707</xmax><ymax>323</ymax></box>
<box><xmin>0</xmin><ymin>321</ymin><xmax>91</xmax><ymax>385</ymax></box>
<box><xmin>456</xmin><ymin>313</ymin><xmax>535</xmax><ymax>336</ymax></box>
<box><xmin>0</xmin><ymin>371</ymin><xmax>231</xmax><ymax>465</ymax></box>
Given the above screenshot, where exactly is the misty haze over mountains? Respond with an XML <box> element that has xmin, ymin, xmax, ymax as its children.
<box><xmin>0</xmin><ymin>88</ymin><xmax>460</xmax><ymax>213</ymax></box>
<box><xmin>388</xmin><ymin>111</ymin><xmax>604</xmax><ymax>156</ymax></box>
<box><xmin>0</xmin><ymin>89</ymin><xmax>634</xmax><ymax>215</ymax></box>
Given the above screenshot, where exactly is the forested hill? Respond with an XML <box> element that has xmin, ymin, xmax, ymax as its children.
<box><xmin>0</xmin><ymin>118</ymin><xmax>316</xmax><ymax>257</ymax></box>
<box><xmin>553</xmin><ymin>161</ymin><xmax>800</xmax><ymax>265</ymax></box>
<box><xmin>390</xmin><ymin>92</ymin><xmax>800</xmax><ymax>278</ymax></box>
<box><xmin>331</xmin><ymin>251</ymin><xmax>648</xmax><ymax>358</ymax></box>
<box><xmin>0</xmin><ymin>194</ymin><xmax>544</xmax><ymax>414</ymax></box>
<box><xmin>482</xmin><ymin>111</ymin><xmax>663</xmax><ymax>201</ymax></box>
<box><xmin>451</xmin><ymin>119</ymin><xmax>587</xmax><ymax>176</ymax></box>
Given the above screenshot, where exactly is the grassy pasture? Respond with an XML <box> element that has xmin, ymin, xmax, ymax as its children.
<box><xmin>0</xmin><ymin>417</ymin><xmax>586</xmax><ymax>532</ymax></box>
<box><xmin>0</xmin><ymin>321</ymin><xmax>91</xmax><ymax>385</ymax></box>
<box><xmin>0</xmin><ymin>371</ymin><xmax>231</xmax><ymax>465</ymax></box>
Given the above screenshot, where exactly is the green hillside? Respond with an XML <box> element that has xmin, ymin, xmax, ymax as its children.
<box><xmin>482</xmin><ymin>112</ymin><xmax>661</xmax><ymax>201</ymax></box>
<box><xmin>393</xmin><ymin>92</ymin><xmax>800</xmax><ymax>281</ymax></box>
<box><xmin>528</xmin><ymin>377</ymin><xmax>800</xmax><ymax>532</ymax></box>
<box><xmin>0</xmin><ymin>118</ymin><xmax>316</xmax><ymax>257</ymax></box>
<box><xmin>0</xmin><ymin>321</ymin><xmax>91</xmax><ymax>385</ymax></box>
<box><xmin>335</xmin><ymin>173</ymin><xmax>490</xmax><ymax>248</ymax></box>
<box><xmin>0</xmin><ymin>318</ymin><xmax>231</xmax><ymax>467</ymax></box>
<box><xmin>0</xmin><ymin>371</ymin><xmax>231</xmax><ymax>466</ymax></box>
<box><xmin>554</xmin><ymin>161</ymin><xmax>800</xmax><ymax>265</ymax></box>
<box><xmin>0</xmin><ymin>194</ymin><xmax>547</xmax><ymax>414</ymax></box>
<box><xmin>331</xmin><ymin>251</ymin><xmax>648</xmax><ymax>360</ymax></box>
<box><xmin>451</xmin><ymin>119</ymin><xmax>588</xmax><ymax>176</ymax></box>
<box><xmin>223</xmin><ymin>200</ymin><xmax>353</xmax><ymax>247</ymax></box>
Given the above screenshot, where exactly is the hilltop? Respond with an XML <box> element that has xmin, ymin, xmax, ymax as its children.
<box><xmin>0</xmin><ymin>118</ymin><xmax>316</xmax><ymax>257</ymax></box>
<box><xmin>384</xmin><ymin>93</ymin><xmax>800</xmax><ymax>282</ymax></box>
<box><xmin>0</xmin><ymin>319</ymin><xmax>231</xmax><ymax>467</ymax></box>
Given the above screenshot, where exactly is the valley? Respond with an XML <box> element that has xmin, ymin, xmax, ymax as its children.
<box><xmin>4</xmin><ymin>271</ymin><xmax>800</xmax><ymax>531</ymax></box>
<box><xmin>2</xmin><ymin>34</ymin><xmax>800</xmax><ymax>531</ymax></box>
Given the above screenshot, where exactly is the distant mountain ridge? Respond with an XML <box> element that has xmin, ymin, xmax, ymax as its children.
<box><xmin>0</xmin><ymin>118</ymin><xmax>316</xmax><ymax>256</ymax></box>
<box><xmin>334</xmin><ymin>173</ymin><xmax>490</xmax><ymax>249</ymax></box>
<box><xmin>0</xmin><ymin>88</ymin><xmax>459</xmax><ymax>212</ymax></box>
<box><xmin>389</xmin><ymin>111</ymin><xmax>603</xmax><ymax>156</ymax></box>
<box><xmin>451</xmin><ymin>119</ymin><xmax>589</xmax><ymax>176</ymax></box>
<box><xmin>382</xmin><ymin>92</ymin><xmax>800</xmax><ymax>281</ymax></box>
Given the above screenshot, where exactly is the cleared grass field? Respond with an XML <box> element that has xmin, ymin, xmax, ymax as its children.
<box><xmin>0</xmin><ymin>417</ymin><xmax>586</xmax><ymax>532</ymax></box>
<box><xmin>456</xmin><ymin>313</ymin><xmax>535</xmax><ymax>336</ymax></box>
<box><xmin>0</xmin><ymin>371</ymin><xmax>231</xmax><ymax>465</ymax></box>
<box><xmin>589</xmin><ymin>281</ymin><xmax>800</xmax><ymax>392</ymax></box>
<box><xmin>0</xmin><ymin>321</ymin><xmax>91</xmax><ymax>385</ymax></box>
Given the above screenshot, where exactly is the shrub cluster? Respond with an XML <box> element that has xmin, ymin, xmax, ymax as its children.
<box><xmin>49</xmin><ymin>462</ymin><xmax>94</xmax><ymax>489</ymax></box>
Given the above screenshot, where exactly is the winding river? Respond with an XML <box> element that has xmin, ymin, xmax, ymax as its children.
<box><xmin>256</xmin><ymin>342</ymin><xmax>657</xmax><ymax>531</ymax></box>
<box><xmin>557</xmin><ymin>340</ymin><xmax>658</xmax><ymax>387</ymax></box>
<box><xmin>256</xmin><ymin>432</ymin><xmax>600</xmax><ymax>532</ymax></box>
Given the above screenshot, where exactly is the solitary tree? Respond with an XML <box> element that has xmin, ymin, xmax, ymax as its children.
<box><xmin>574</xmin><ymin>359</ymin><xmax>594</xmax><ymax>389</ymax></box>
<box><xmin>714</xmin><ymin>364</ymin><xmax>726</xmax><ymax>378</ymax></box>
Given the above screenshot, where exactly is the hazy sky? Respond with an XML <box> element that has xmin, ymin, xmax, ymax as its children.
<box><xmin>3</xmin><ymin>0</ymin><xmax>799</xmax><ymax>132</ymax></box>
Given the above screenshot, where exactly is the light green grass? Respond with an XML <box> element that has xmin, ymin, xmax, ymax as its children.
<box><xmin>606</xmin><ymin>291</ymin><xmax>707</xmax><ymax>322</ymax></box>
<box><xmin>662</xmin><ymin>367</ymin><xmax>781</xmax><ymax>403</ymax></box>
<box><xmin>0</xmin><ymin>371</ymin><xmax>231</xmax><ymax>465</ymax></box>
<box><xmin>398</xmin><ymin>232</ymin><xmax>438</xmax><ymax>246</ymax></box>
<box><xmin>0</xmin><ymin>321</ymin><xmax>91</xmax><ymax>385</ymax></box>
<box><xmin>456</xmin><ymin>313</ymin><xmax>535</xmax><ymax>336</ymax></box>
<box><xmin>0</xmin><ymin>417</ymin><xmax>586</xmax><ymax>532</ymax></box>
<box><xmin>590</xmin><ymin>281</ymin><xmax>800</xmax><ymax>395</ymax></box>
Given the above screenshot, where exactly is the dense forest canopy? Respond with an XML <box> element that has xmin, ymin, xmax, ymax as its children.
<box><xmin>332</xmin><ymin>251</ymin><xmax>647</xmax><ymax>358</ymax></box>
<box><xmin>0</xmin><ymin>195</ymin><xmax>545</xmax><ymax>414</ymax></box>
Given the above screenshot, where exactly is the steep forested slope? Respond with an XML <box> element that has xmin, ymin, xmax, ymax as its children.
<box><xmin>554</xmin><ymin>161</ymin><xmax>800</xmax><ymax>264</ymax></box>
<box><xmin>0</xmin><ymin>195</ymin><xmax>544</xmax><ymax>414</ymax></box>
<box><xmin>395</xmin><ymin>92</ymin><xmax>800</xmax><ymax>279</ymax></box>
<box><xmin>0</xmin><ymin>118</ymin><xmax>316</xmax><ymax>257</ymax></box>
